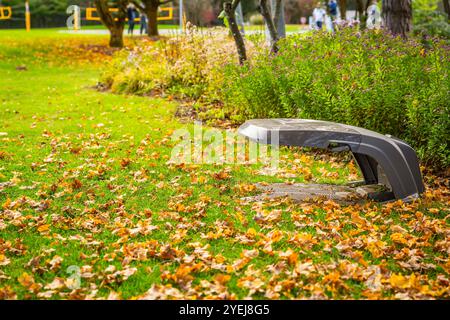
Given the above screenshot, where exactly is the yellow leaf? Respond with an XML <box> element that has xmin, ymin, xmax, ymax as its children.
<box><xmin>269</xmin><ymin>230</ymin><xmax>283</xmax><ymax>242</ymax></box>
<box><xmin>246</xmin><ymin>228</ymin><xmax>257</xmax><ymax>238</ymax></box>
<box><xmin>37</xmin><ymin>224</ymin><xmax>50</xmax><ymax>233</ymax></box>
<box><xmin>214</xmin><ymin>274</ymin><xmax>231</xmax><ymax>285</ymax></box>
<box><xmin>0</xmin><ymin>254</ymin><xmax>11</xmax><ymax>266</ymax></box>
<box><xmin>389</xmin><ymin>273</ymin><xmax>414</xmax><ymax>289</ymax></box>
<box><xmin>390</xmin><ymin>233</ymin><xmax>408</xmax><ymax>246</ymax></box>
<box><xmin>18</xmin><ymin>272</ymin><xmax>35</xmax><ymax>288</ymax></box>
<box><xmin>2</xmin><ymin>198</ymin><xmax>11</xmax><ymax>210</ymax></box>
<box><xmin>288</xmin><ymin>252</ymin><xmax>298</xmax><ymax>265</ymax></box>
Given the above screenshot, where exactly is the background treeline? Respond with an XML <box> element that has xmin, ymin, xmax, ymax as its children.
<box><xmin>0</xmin><ymin>0</ymin><xmax>425</xmax><ymax>28</ymax></box>
<box><xmin>0</xmin><ymin>0</ymin><xmax>90</xmax><ymax>28</ymax></box>
<box><xmin>1</xmin><ymin>0</ymin><xmax>449</xmax><ymax>30</ymax></box>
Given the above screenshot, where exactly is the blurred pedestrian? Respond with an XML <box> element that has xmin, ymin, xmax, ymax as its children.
<box><xmin>312</xmin><ymin>2</ymin><xmax>326</xmax><ymax>30</ymax></box>
<box><xmin>328</xmin><ymin>0</ymin><xmax>338</xmax><ymax>31</ymax></box>
<box><xmin>140</xmin><ymin>12</ymin><xmax>148</xmax><ymax>35</ymax></box>
<box><xmin>127</xmin><ymin>3</ymin><xmax>137</xmax><ymax>35</ymax></box>
<box><xmin>329</xmin><ymin>0</ymin><xmax>338</xmax><ymax>21</ymax></box>
<box><xmin>366</xmin><ymin>0</ymin><xmax>381</xmax><ymax>30</ymax></box>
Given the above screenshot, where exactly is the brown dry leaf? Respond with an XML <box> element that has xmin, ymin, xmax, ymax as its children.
<box><xmin>17</xmin><ymin>272</ymin><xmax>42</xmax><ymax>293</ymax></box>
<box><xmin>366</xmin><ymin>238</ymin><xmax>387</xmax><ymax>259</ymax></box>
<box><xmin>48</xmin><ymin>255</ymin><xmax>63</xmax><ymax>271</ymax></box>
<box><xmin>44</xmin><ymin>277</ymin><xmax>65</xmax><ymax>290</ymax></box>
<box><xmin>0</xmin><ymin>286</ymin><xmax>16</xmax><ymax>300</ymax></box>
<box><xmin>37</xmin><ymin>290</ymin><xmax>55</xmax><ymax>299</ymax></box>
<box><xmin>390</xmin><ymin>225</ymin><xmax>408</xmax><ymax>234</ymax></box>
<box><xmin>0</xmin><ymin>270</ymin><xmax>10</xmax><ymax>280</ymax></box>
<box><xmin>2</xmin><ymin>198</ymin><xmax>11</xmax><ymax>210</ymax></box>
<box><xmin>242</xmin><ymin>249</ymin><xmax>259</xmax><ymax>259</ymax></box>
<box><xmin>120</xmin><ymin>158</ymin><xmax>132</xmax><ymax>168</ymax></box>
<box><xmin>0</xmin><ymin>254</ymin><xmax>11</xmax><ymax>266</ymax></box>
<box><xmin>212</xmin><ymin>170</ymin><xmax>231</xmax><ymax>180</ymax></box>
<box><xmin>391</xmin><ymin>233</ymin><xmax>409</xmax><ymax>246</ymax></box>
<box><xmin>18</xmin><ymin>272</ymin><xmax>35</xmax><ymax>288</ymax></box>
<box><xmin>107</xmin><ymin>291</ymin><xmax>121</xmax><ymax>300</ymax></box>
<box><xmin>214</xmin><ymin>274</ymin><xmax>231</xmax><ymax>285</ymax></box>
<box><xmin>277</xmin><ymin>248</ymin><xmax>299</xmax><ymax>266</ymax></box>
<box><xmin>235</xmin><ymin>183</ymin><xmax>256</xmax><ymax>195</ymax></box>
<box><xmin>294</xmin><ymin>261</ymin><xmax>316</xmax><ymax>276</ymax></box>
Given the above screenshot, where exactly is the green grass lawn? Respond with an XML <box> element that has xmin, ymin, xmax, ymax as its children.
<box><xmin>73</xmin><ymin>20</ymin><xmax>304</xmax><ymax>32</ymax></box>
<box><xmin>0</xmin><ymin>29</ymin><xmax>449</xmax><ymax>300</ymax></box>
<box><xmin>0</xmin><ymin>23</ymin><xmax>303</xmax><ymax>35</ymax></box>
<box><xmin>78</xmin><ymin>23</ymin><xmax>181</xmax><ymax>29</ymax></box>
<box><xmin>245</xmin><ymin>24</ymin><xmax>307</xmax><ymax>32</ymax></box>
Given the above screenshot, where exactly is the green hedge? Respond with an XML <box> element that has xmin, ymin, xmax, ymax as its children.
<box><xmin>222</xmin><ymin>31</ymin><xmax>450</xmax><ymax>170</ymax></box>
<box><xmin>101</xmin><ymin>29</ymin><xmax>450</xmax><ymax>170</ymax></box>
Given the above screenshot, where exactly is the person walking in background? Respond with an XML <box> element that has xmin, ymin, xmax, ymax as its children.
<box><xmin>127</xmin><ymin>3</ymin><xmax>137</xmax><ymax>35</ymax></box>
<box><xmin>312</xmin><ymin>2</ymin><xmax>326</xmax><ymax>30</ymax></box>
<box><xmin>329</xmin><ymin>0</ymin><xmax>338</xmax><ymax>21</ymax></box>
<box><xmin>328</xmin><ymin>0</ymin><xmax>338</xmax><ymax>31</ymax></box>
<box><xmin>366</xmin><ymin>0</ymin><xmax>381</xmax><ymax>30</ymax></box>
<box><xmin>140</xmin><ymin>12</ymin><xmax>148</xmax><ymax>35</ymax></box>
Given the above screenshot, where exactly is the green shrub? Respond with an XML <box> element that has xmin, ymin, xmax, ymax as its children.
<box><xmin>100</xmin><ymin>27</ymin><xmax>261</xmax><ymax>101</ymax></box>
<box><xmin>414</xmin><ymin>10</ymin><xmax>450</xmax><ymax>41</ymax></box>
<box><xmin>101</xmin><ymin>29</ymin><xmax>449</xmax><ymax>170</ymax></box>
<box><xmin>249</xmin><ymin>13</ymin><xmax>264</xmax><ymax>25</ymax></box>
<box><xmin>222</xmin><ymin>30</ymin><xmax>450</xmax><ymax>169</ymax></box>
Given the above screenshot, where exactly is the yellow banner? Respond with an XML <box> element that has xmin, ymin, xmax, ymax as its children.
<box><xmin>0</xmin><ymin>6</ymin><xmax>12</xmax><ymax>20</ymax></box>
<box><xmin>86</xmin><ymin>7</ymin><xmax>173</xmax><ymax>22</ymax></box>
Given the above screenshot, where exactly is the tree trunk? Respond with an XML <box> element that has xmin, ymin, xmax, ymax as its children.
<box><xmin>443</xmin><ymin>0</ymin><xmax>450</xmax><ymax>20</ymax></box>
<box><xmin>338</xmin><ymin>0</ymin><xmax>347</xmax><ymax>20</ymax></box>
<box><xmin>224</xmin><ymin>1</ymin><xmax>247</xmax><ymax>65</ymax></box>
<box><xmin>272</xmin><ymin>0</ymin><xmax>286</xmax><ymax>38</ymax></box>
<box><xmin>94</xmin><ymin>0</ymin><xmax>126</xmax><ymax>48</ymax></box>
<box><xmin>356</xmin><ymin>0</ymin><xmax>369</xmax><ymax>30</ymax></box>
<box><xmin>146</xmin><ymin>5</ymin><xmax>159</xmax><ymax>36</ymax></box>
<box><xmin>109</xmin><ymin>25</ymin><xmax>124</xmax><ymax>47</ymax></box>
<box><xmin>260</xmin><ymin>0</ymin><xmax>279</xmax><ymax>53</ymax></box>
<box><xmin>382</xmin><ymin>0</ymin><xmax>412</xmax><ymax>38</ymax></box>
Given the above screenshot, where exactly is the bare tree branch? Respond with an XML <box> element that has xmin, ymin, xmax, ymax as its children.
<box><xmin>259</xmin><ymin>0</ymin><xmax>279</xmax><ymax>53</ymax></box>
<box><xmin>132</xmin><ymin>0</ymin><xmax>145</xmax><ymax>11</ymax></box>
<box><xmin>338</xmin><ymin>0</ymin><xmax>347</xmax><ymax>20</ymax></box>
<box><xmin>94</xmin><ymin>0</ymin><xmax>128</xmax><ymax>47</ymax></box>
<box><xmin>224</xmin><ymin>1</ymin><xmax>247</xmax><ymax>65</ymax></box>
<box><xmin>231</xmin><ymin>0</ymin><xmax>241</xmax><ymax>11</ymax></box>
<box><xmin>273</xmin><ymin>0</ymin><xmax>282</xmax><ymax>32</ymax></box>
<box><xmin>443</xmin><ymin>0</ymin><xmax>450</xmax><ymax>20</ymax></box>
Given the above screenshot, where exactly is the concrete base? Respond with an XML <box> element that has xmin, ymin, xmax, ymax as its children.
<box><xmin>244</xmin><ymin>182</ymin><xmax>386</xmax><ymax>204</ymax></box>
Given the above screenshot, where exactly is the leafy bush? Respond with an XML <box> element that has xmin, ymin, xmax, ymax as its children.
<box><xmin>102</xmin><ymin>29</ymin><xmax>450</xmax><ymax>170</ymax></box>
<box><xmin>222</xmin><ymin>30</ymin><xmax>450</xmax><ymax>169</ymax></box>
<box><xmin>101</xmin><ymin>27</ymin><xmax>261</xmax><ymax>101</ymax></box>
<box><xmin>413</xmin><ymin>10</ymin><xmax>450</xmax><ymax>41</ymax></box>
<box><xmin>412</xmin><ymin>0</ymin><xmax>450</xmax><ymax>41</ymax></box>
<box><xmin>249</xmin><ymin>13</ymin><xmax>264</xmax><ymax>25</ymax></box>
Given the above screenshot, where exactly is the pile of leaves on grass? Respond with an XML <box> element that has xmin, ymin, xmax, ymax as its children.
<box><xmin>1</xmin><ymin>127</ymin><xmax>450</xmax><ymax>299</ymax></box>
<box><xmin>0</xmin><ymin>35</ymin><xmax>142</xmax><ymax>67</ymax></box>
<box><xmin>1</xmin><ymin>32</ymin><xmax>449</xmax><ymax>300</ymax></box>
